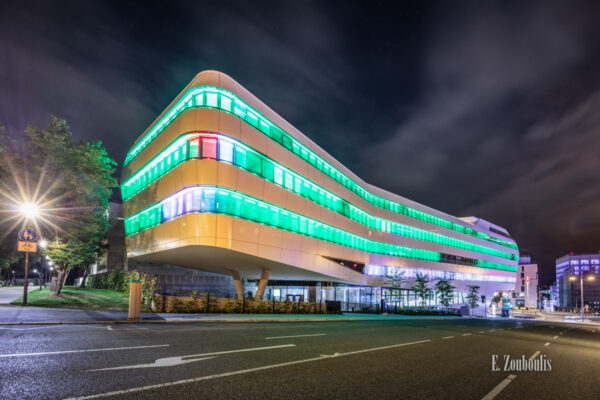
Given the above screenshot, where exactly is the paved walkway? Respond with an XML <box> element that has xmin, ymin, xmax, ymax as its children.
<box><xmin>0</xmin><ymin>286</ymin><xmax>36</xmax><ymax>304</ymax></box>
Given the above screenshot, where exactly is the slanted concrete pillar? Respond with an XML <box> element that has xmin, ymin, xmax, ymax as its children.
<box><xmin>231</xmin><ymin>270</ymin><xmax>244</xmax><ymax>300</ymax></box>
<box><xmin>255</xmin><ymin>268</ymin><xmax>271</xmax><ymax>300</ymax></box>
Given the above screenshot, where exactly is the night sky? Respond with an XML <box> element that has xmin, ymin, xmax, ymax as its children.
<box><xmin>2</xmin><ymin>0</ymin><xmax>600</xmax><ymax>284</ymax></box>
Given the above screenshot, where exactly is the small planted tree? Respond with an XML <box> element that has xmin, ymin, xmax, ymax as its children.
<box><xmin>412</xmin><ymin>273</ymin><xmax>431</xmax><ymax>307</ymax></box>
<box><xmin>386</xmin><ymin>269</ymin><xmax>405</xmax><ymax>305</ymax></box>
<box><xmin>467</xmin><ymin>285</ymin><xmax>481</xmax><ymax>315</ymax></box>
<box><xmin>435</xmin><ymin>278</ymin><xmax>455</xmax><ymax>308</ymax></box>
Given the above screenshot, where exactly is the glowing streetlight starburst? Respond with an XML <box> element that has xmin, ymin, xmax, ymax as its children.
<box><xmin>0</xmin><ymin>157</ymin><xmax>88</xmax><ymax>243</ymax></box>
<box><xmin>18</xmin><ymin>202</ymin><xmax>40</xmax><ymax>219</ymax></box>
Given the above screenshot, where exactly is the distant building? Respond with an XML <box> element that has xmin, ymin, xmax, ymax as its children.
<box><xmin>515</xmin><ymin>253</ymin><xmax>538</xmax><ymax>308</ymax></box>
<box><xmin>556</xmin><ymin>252</ymin><xmax>600</xmax><ymax>310</ymax></box>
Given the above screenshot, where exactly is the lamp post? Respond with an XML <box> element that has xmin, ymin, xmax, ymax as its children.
<box><xmin>569</xmin><ymin>274</ymin><xmax>595</xmax><ymax>321</ymax></box>
<box><xmin>18</xmin><ymin>201</ymin><xmax>39</xmax><ymax>306</ymax></box>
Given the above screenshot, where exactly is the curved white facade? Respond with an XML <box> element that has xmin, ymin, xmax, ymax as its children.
<box><xmin>121</xmin><ymin>70</ymin><xmax>518</xmax><ymax>303</ymax></box>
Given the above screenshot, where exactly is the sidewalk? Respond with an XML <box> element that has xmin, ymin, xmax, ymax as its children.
<box><xmin>0</xmin><ymin>305</ymin><xmax>463</xmax><ymax>325</ymax></box>
<box><xmin>0</xmin><ymin>286</ymin><xmax>37</xmax><ymax>304</ymax></box>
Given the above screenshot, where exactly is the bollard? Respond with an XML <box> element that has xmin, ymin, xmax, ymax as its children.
<box><xmin>128</xmin><ymin>279</ymin><xmax>142</xmax><ymax>320</ymax></box>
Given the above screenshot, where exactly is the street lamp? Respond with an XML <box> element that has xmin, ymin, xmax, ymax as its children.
<box><xmin>18</xmin><ymin>202</ymin><xmax>39</xmax><ymax>220</ymax></box>
<box><xmin>17</xmin><ymin>200</ymin><xmax>41</xmax><ymax>305</ymax></box>
<box><xmin>569</xmin><ymin>274</ymin><xmax>595</xmax><ymax>321</ymax></box>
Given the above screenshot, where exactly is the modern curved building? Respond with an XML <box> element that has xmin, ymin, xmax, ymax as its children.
<box><xmin>121</xmin><ymin>70</ymin><xmax>518</xmax><ymax>306</ymax></box>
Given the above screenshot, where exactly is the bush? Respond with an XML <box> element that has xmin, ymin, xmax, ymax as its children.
<box><xmin>87</xmin><ymin>270</ymin><xmax>157</xmax><ymax>311</ymax></box>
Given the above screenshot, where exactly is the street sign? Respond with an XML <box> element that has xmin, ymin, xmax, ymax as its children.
<box><xmin>18</xmin><ymin>241</ymin><xmax>37</xmax><ymax>252</ymax></box>
<box><xmin>18</xmin><ymin>228</ymin><xmax>38</xmax><ymax>242</ymax></box>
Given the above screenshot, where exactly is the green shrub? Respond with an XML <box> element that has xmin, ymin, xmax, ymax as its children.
<box><xmin>170</xmin><ymin>298</ymin><xmax>183</xmax><ymax>313</ymax></box>
<box><xmin>184</xmin><ymin>299</ymin><xmax>197</xmax><ymax>313</ymax></box>
<box><xmin>223</xmin><ymin>301</ymin><xmax>234</xmax><ymax>313</ymax></box>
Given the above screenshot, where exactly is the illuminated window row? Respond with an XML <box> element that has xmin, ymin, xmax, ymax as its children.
<box><xmin>122</xmin><ymin>134</ymin><xmax>517</xmax><ymax>262</ymax></box>
<box><xmin>124</xmin><ymin>85</ymin><xmax>517</xmax><ymax>251</ymax></box>
<box><xmin>364</xmin><ymin>265</ymin><xmax>516</xmax><ymax>283</ymax></box>
<box><xmin>124</xmin><ymin>186</ymin><xmax>518</xmax><ymax>273</ymax></box>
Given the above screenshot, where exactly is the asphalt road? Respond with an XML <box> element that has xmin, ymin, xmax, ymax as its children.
<box><xmin>1</xmin><ymin>318</ymin><xmax>599</xmax><ymax>400</ymax></box>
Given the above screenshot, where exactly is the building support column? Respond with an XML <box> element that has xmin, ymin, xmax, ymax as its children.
<box><xmin>231</xmin><ymin>270</ymin><xmax>244</xmax><ymax>300</ymax></box>
<box><xmin>255</xmin><ymin>268</ymin><xmax>271</xmax><ymax>300</ymax></box>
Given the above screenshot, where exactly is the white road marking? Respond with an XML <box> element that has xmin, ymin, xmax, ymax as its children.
<box><xmin>0</xmin><ymin>326</ymin><xmax>66</xmax><ymax>331</ymax></box>
<box><xmin>544</xmin><ymin>342</ymin><xmax>550</xmax><ymax>347</ymax></box>
<box><xmin>265</xmin><ymin>333</ymin><xmax>326</xmax><ymax>340</ymax></box>
<box><xmin>553</xmin><ymin>336</ymin><xmax>558</xmax><ymax>339</ymax></box>
<box><xmin>462</xmin><ymin>333</ymin><xmax>472</xmax><ymax>336</ymax></box>
<box><xmin>66</xmin><ymin>339</ymin><xmax>431</xmax><ymax>399</ymax></box>
<box><xmin>88</xmin><ymin>344</ymin><xmax>296</xmax><ymax>371</ymax></box>
<box><xmin>0</xmin><ymin>344</ymin><xmax>169</xmax><ymax>358</ymax></box>
<box><xmin>442</xmin><ymin>336</ymin><xmax>454</xmax><ymax>339</ymax></box>
<box><xmin>481</xmin><ymin>374</ymin><xmax>517</xmax><ymax>400</ymax></box>
<box><xmin>489</xmin><ymin>330</ymin><xmax>496</xmax><ymax>332</ymax></box>
<box><xmin>479</xmin><ymin>331</ymin><xmax>485</xmax><ymax>334</ymax></box>
<box><xmin>89</xmin><ymin>356</ymin><xmax>215</xmax><ymax>371</ymax></box>
<box><xmin>528</xmin><ymin>351</ymin><xmax>541</xmax><ymax>361</ymax></box>
<box><xmin>106</xmin><ymin>325</ymin><xmax>148</xmax><ymax>331</ymax></box>
<box><xmin>0</xmin><ymin>325</ymin><xmax>106</xmax><ymax>331</ymax></box>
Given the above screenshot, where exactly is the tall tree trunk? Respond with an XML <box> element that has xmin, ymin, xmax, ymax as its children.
<box><xmin>54</xmin><ymin>267</ymin><xmax>68</xmax><ymax>295</ymax></box>
<box><xmin>79</xmin><ymin>265</ymin><xmax>89</xmax><ymax>288</ymax></box>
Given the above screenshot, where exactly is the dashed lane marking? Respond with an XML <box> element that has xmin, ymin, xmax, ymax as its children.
<box><xmin>265</xmin><ymin>333</ymin><xmax>325</xmax><ymax>340</ymax></box>
<box><xmin>481</xmin><ymin>374</ymin><xmax>517</xmax><ymax>400</ymax></box>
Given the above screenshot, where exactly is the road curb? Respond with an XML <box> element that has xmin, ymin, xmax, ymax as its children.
<box><xmin>0</xmin><ymin>318</ymin><xmax>372</xmax><ymax>326</ymax></box>
<box><xmin>0</xmin><ymin>315</ymin><xmax>469</xmax><ymax>326</ymax></box>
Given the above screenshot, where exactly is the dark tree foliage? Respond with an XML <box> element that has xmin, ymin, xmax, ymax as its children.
<box><xmin>0</xmin><ymin>117</ymin><xmax>117</xmax><ymax>294</ymax></box>
<box><xmin>435</xmin><ymin>278</ymin><xmax>455</xmax><ymax>308</ymax></box>
<box><xmin>412</xmin><ymin>273</ymin><xmax>431</xmax><ymax>307</ymax></box>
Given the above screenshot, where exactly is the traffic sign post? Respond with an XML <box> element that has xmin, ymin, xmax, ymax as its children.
<box><xmin>18</xmin><ymin>228</ymin><xmax>38</xmax><ymax>306</ymax></box>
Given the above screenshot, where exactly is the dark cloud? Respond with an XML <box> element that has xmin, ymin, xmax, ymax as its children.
<box><xmin>1</xmin><ymin>0</ymin><xmax>599</xmax><ymax>283</ymax></box>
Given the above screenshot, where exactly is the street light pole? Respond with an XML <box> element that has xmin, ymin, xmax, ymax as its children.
<box><xmin>580</xmin><ymin>274</ymin><xmax>584</xmax><ymax>322</ymax></box>
<box><xmin>23</xmin><ymin>232</ymin><xmax>30</xmax><ymax>305</ymax></box>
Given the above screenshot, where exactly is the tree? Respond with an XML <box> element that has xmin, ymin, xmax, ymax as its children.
<box><xmin>1</xmin><ymin>253</ymin><xmax>21</xmax><ymax>285</ymax></box>
<box><xmin>0</xmin><ymin>117</ymin><xmax>117</xmax><ymax>295</ymax></box>
<box><xmin>386</xmin><ymin>268</ymin><xmax>405</xmax><ymax>305</ymax></box>
<box><xmin>467</xmin><ymin>285</ymin><xmax>481</xmax><ymax>315</ymax></box>
<box><xmin>492</xmin><ymin>294</ymin><xmax>502</xmax><ymax>305</ymax></box>
<box><xmin>435</xmin><ymin>278</ymin><xmax>455</xmax><ymax>308</ymax></box>
<box><xmin>412</xmin><ymin>273</ymin><xmax>431</xmax><ymax>307</ymax></box>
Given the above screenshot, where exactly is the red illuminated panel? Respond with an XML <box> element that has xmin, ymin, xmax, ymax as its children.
<box><xmin>201</xmin><ymin>138</ymin><xmax>217</xmax><ymax>159</ymax></box>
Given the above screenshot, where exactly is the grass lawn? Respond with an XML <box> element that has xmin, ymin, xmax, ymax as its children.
<box><xmin>11</xmin><ymin>286</ymin><xmax>129</xmax><ymax>311</ymax></box>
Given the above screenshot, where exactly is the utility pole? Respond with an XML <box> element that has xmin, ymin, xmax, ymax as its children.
<box><xmin>580</xmin><ymin>274</ymin><xmax>584</xmax><ymax>322</ymax></box>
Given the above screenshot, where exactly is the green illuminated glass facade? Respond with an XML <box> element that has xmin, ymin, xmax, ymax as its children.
<box><xmin>123</xmin><ymin>133</ymin><xmax>517</xmax><ymax>262</ymax></box>
<box><xmin>124</xmin><ymin>186</ymin><xmax>517</xmax><ymax>273</ymax></box>
<box><xmin>124</xmin><ymin>86</ymin><xmax>517</xmax><ymax>251</ymax></box>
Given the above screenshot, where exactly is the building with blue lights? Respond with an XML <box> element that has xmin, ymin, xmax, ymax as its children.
<box><xmin>556</xmin><ymin>252</ymin><xmax>600</xmax><ymax>310</ymax></box>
